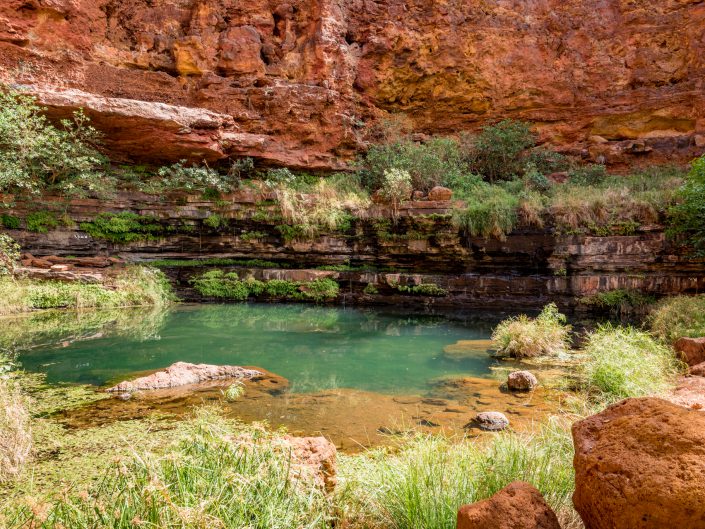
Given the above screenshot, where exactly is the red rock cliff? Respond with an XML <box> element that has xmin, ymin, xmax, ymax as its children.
<box><xmin>1</xmin><ymin>0</ymin><xmax>703</xmax><ymax>169</ymax></box>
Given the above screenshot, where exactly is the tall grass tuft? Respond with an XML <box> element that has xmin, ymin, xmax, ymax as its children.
<box><xmin>582</xmin><ymin>324</ymin><xmax>684</xmax><ymax>403</ymax></box>
<box><xmin>13</xmin><ymin>408</ymin><xmax>332</xmax><ymax>529</ymax></box>
<box><xmin>491</xmin><ymin>303</ymin><xmax>571</xmax><ymax>358</ymax></box>
<box><xmin>338</xmin><ymin>418</ymin><xmax>576</xmax><ymax>529</ymax></box>
<box><xmin>648</xmin><ymin>295</ymin><xmax>705</xmax><ymax>343</ymax></box>
<box><xmin>0</xmin><ymin>357</ymin><xmax>31</xmax><ymax>483</ymax></box>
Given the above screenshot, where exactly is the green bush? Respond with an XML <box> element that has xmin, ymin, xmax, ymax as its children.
<box><xmin>190</xmin><ymin>270</ymin><xmax>252</xmax><ymax>300</ymax></box>
<box><xmin>80</xmin><ymin>212</ymin><xmax>164</xmax><ymax>244</ymax></box>
<box><xmin>361</xmin><ymin>137</ymin><xmax>472</xmax><ymax>192</ymax></box>
<box><xmin>397</xmin><ymin>283</ymin><xmax>448</xmax><ymax>297</ymax></box>
<box><xmin>582</xmin><ymin>324</ymin><xmax>683</xmax><ymax>403</ymax></box>
<box><xmin>580</xmin><ymin>289</ymin><xmax>655</xmax><ymax>315</ymax></box>
<box><xmin>0</xmin><ymin>214</ymin><xmax>20</xmax><ymax>229</ymax></box>
<box><xmin>263</xmin><ymin>279</ymin><xmax>300</xmax><ymax>298</ymax></box>
<box><xmin>649</xmin><ymin>295</ymin><xmax>705</xmax><ymax>343</ymax></box>
<box><xmin>0</xmin><ymin>88</ymin><xmax>107</xmax><ymax>196</ymax></box>
<box><xmin>568</xmin><ymin>164</ymin><xmax>608</xmax><ymax>186</ymax></box>
<box><xmin>155</xmin><ymin>160</ymin><xmax>238</xmax><ymax>193</ymax></box>
<box><xmin>668</xmin><ymin>155</ymin><xmax>705</xmax><ymax>255</ymax></box>
<box><xmin>298</xmin><ymin>278</ymin><xmax>340</xmax><ymax>302</ymax></box>
<box><xmin>25</xmin><ymin>211</ymin><xmax>59</xmax><ymax>233</ymax></box>
<box><xmin>204</xmin><ymin>213</ymin><xmax>227</xmax><ymax>230</ymax></box>
<box><xmin>465</xmin><ymin>120</ymin><xmax>536</xmax><ymax>182</ymax></box>
<box><xmin>492</xmin><ymin>303</ymin><xmax>571</xmax><ymax>358</ymax></box>
<box><xmin>453</xmin><ymin>183</ymin><xmax>519</xmax><ymax>239</ymax></box>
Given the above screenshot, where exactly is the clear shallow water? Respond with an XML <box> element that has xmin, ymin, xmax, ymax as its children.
<box><xmin>14</xmin><ymin>304</ymin><xmax>502</xmax><ymax>394</ymax></box>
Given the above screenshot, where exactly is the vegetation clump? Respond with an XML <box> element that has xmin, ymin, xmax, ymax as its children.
<box><xmin>397</xmin><ymin>283</ymin><xmax>448</xmax><ymax>297</ymax></box>
<box><xmin>668</xmin><ymin>155</ymin><xmax>705</xmax><ymax>256</ymax></box>
<box><xmin>648</xmin><ymin>295</ymin><xmax>705</xmax><ymax>343</ymax></box>
<box><xmin>579</xmin><ymin>289</ymin><xmax>655</xmax><ymax>316</ymax></box>
<box><xmin>191</xmin><ymin>270</ymin><xmax>339</xmax><ymax>303</ymax></box>
<box><xmin>581</xmin><ymin>324</ymin><xmax>683</xmax><ymax>403</ymax></box>
<box><xmin>0</xmin><ymin>266</ymin><xmax>173</xmax><ymax>316</ymax></box>
<box><xmin>0</xmin><ymin>234</ymin><xmax>20</xmax><ymax>276</ymax></box>
<box><xmin>25</xmin><ymin>211</ymin><xmax>59</xmax><ymax>233</ymax></box>
<box><xmin>0</xmin><ymin>357</ymin><xmax>31</xmax><ymax>484</ymax></box>
<box><xmin>149</xmin><ymin>258</ymin><xmax>282</xmax><ymax>269</ymax></box>
<box><xmin>491</xmin><ymin>303</ymin><xmax>571</xmax><ymax>358</ymax></box>
<box><xmin>80</xmin><ymin>212</ymin><xmax>165</xmax><ymax>244</ymax></box>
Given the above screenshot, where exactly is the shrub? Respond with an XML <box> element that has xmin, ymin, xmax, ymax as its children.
<box><xmin>568</xmin><ymin>164</ymin><xmax>608</xmax><ymax>186</ymax></box>
<box><xmin>191</xmin><ymin>270</ymin><xmax>251</xmax><ymax>300</ymax></box>
<box><xmin>0</xmin><ymin>234</ymin><xmax>19</xmax><ymax>276</ymax></box>
<box><xmin>0</xmin><ymin>371</ymin><xmax>31</xmax><ymax>483</ymax></box>
<box><xmin>0</xmin><ymin>88</ymin><xmax>107</xmax><ymax>196</ymax></box>
<box><xmin>580</xmin><ymin>289</ymin><xmax>656</xmax><ymax>316</ymax></box>
<box><xmin>492</xmin><ymin>303</ymin><xmax>571</xmax><ymax>358</ymax></box>
<box><xmin>204</xmin><ymin>213</ymin><xmax>227</xmax><ymax>229</ymax></box>
<box><xmin>379</xmin><ymin>168</ymin><xmax>412</xmax><ymax>217</ymax></box>
<box><xmin>25</xmin><ymin>211</ymin><xmax>58</xmax><ymax>233</ymax></box>
<box><xmin>339</xmin><ymin>418</ymin><xmax>575</xmax><ymax>529</ymax></box>
<box><xmin>363</xmin><ymin>283</ymin><xmax>379</xmax><ymax>295</ymax></box>
<box><xmin>361</xmin><ymin>137</ymin><xmax>470</xmax><ymax>192</ymax></box>
<box><xmin>80</xmin><ymin>212</ymin><xmax>164</xmax><ymax>243</ymax></box>
<box><xmin>465</xmin><ymin>120</ymin><xmax>535</xmax><ymax>182</ymax></box>
<box><xmin>0</xmin><ymin>213</ymin><xmax>20</xmax><ymax>229</ymax></box>
<box><xmin>298</xmin><ymin>278</ymin><xmax>339</xmax><ymax>302</ymax></box>
<box><xmin>582</xmin><ymin>324</ymin><xmax>683</xmax><ymax>403</ymax></box>
<box><xmin>263</xmin><ymin>279</ymin><xmax>300</xmax><ymax>298</ymax></box>
<box><xmin>397</xmin><ymin>283</ymin><xmax>448</xmax><ymax>297</ymax></box>
<box><xmin>649</xmin><ymin>295</ymin><xmax>705</xmax><ymax>343</ymax></box>
<box><xmin>155</xmin><ymin>160</ymin><xmax>238</xmax><ymax>193</ymax></box>
<box><xmin>668</xmin><ymin>155</ymin><xmax>705</xmax><ymax>255</ymax></box>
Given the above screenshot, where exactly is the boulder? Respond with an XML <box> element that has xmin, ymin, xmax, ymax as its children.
<box><xmin>471</xmin><ymin>411</ymin><xmax>509</xmax><ymax>431</ymax></box>
<box><xmin>507</xmin><ymin>371</ymin><xmax>538</xmax><ymax>391</ymax></box>
<box><xmin>457</xmin><ymin>481</ymin><xmax>561</xmax><ymax>529</ymax></box>
<box><xmin>572</xmin><ymin>398</ymin><xmax>705</xmax><ymax>529</ymax></box>
<box><xmin>674</xmin><ymin>337</ymin><xmax>705</xmax><ymax>367</ymax></box>
<box><xmin>284</xmin><ymin>436</ymin><xmax>337</xmax><ymax>493</ymax></box>
<box><xmin>107</xmin><ymin>362</ymin><xmax>262</xmax><ymax>393</ymax></box>
<box><xmin>690</xmin><ymin>362</ymin><xmax>705</xmax><ymax>377</ymax></box>
<box><xmin>428</xmin><ymin>186</ymin><xmax>453</xmax><ymax>201</ymax></box>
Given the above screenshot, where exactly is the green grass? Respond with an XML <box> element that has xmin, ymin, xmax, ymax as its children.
<box><xmin>397</xmin><ymin>283</ymin><xmax>448</xmax><ymax>297</ymax></box>
<box><xmin>25</xmin><ymin>212</ymin><xmax>59</xmax><ymax>234</ymax></box>
<box><xmin>190</xmin><ymin>271</ymin><xmax>339</xmax><ymax>303</ymax></box>
<box><xmin>80</xmin><ymin>212</ymin><xmax>164</xmax><ymax>244</ymax></box>
<box><xmin>581</xmin><ymin>324</ymin><xmax>684</xmax><ymax>403</ymax></box>
<box><xmin>491</xmin><ymin>303</ymin><xmax>571</xmax><ymax>358</ymax></box>
<box><xmin>648</xmin><ymin>295</ymin><xmax>705</xmax><ymax>343</ymax></box>
<box><xmin>0</xmin><ymin>266</ymin><xmax>174</xmax><ymax>316</ymax></box>
<box><xmin>339</xmin><ymin>418</ymin><xmax>575</xmax><ymax>529</ymax></box>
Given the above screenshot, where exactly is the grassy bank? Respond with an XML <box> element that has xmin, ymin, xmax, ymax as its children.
<box><xmin>0</xmin><ymin>266</ymin><xmax>174</xmax><ymax>316</ymax></box>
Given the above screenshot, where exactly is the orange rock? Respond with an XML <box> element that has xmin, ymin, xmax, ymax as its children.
<box><xmin>457</xmin><ymin>481</ymin><xmax>561</xmax><ymax>529</ymax></box>
<box><xmin>284</xmin><ymin>436</ymin><xmax>337</xmax><ymax>493</ymax></box>
<box><xmin>573</xmin><ymin>398</ymin><xmax>705</xmax><ymax>529</ymax></box>
<box><xmin>428</xmin><ymin>186</ymin><xmax>453</xmax><ymax>201</ymax></box>
<box><xmin>674</xmin><ymin>337</ymin><xmax>705</xmax><ymax>367</ymax></box>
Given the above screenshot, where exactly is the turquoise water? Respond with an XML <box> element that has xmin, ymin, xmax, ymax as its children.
<box><xmin>15</xmin><ymin>304</ymin><xmax>501</xmax><ymax>394</ymax></box>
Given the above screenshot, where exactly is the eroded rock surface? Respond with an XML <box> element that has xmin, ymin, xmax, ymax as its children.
<box><xmin>1</xmin><ymin>0</ymin><xmax>703</xmax><ymax>168</ymax></box>
<box><xmin>107</xmin><ymin>362</ymin><xmax>262</xmax><ymax>393</ymax></box>
<box><xmin>284</xmin><ymin>435</ymin><xmax>337</xmax><ymax>493</ymax></box>
<box><xmin>674</xmin><ymin>337</ymin><xmax>705</xmax><ymax>367</ymax></box>
<box><xmin>457</xmin><ymin>481</ymin><xmax>561</xmax><ymax>529</ymax></box>
<box><xmin>572</xmin><ymin>397</ymin><xmax>705</xmax><ymax>529</ymax></box>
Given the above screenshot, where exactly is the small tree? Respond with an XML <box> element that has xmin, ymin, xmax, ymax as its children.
<box><xmin>668</xmin><ymin>155</ymin><xmax>705</xmax><ymax>255</ymax></box>
<box><xmin>465</xmin><ymin>120</ymin><xmax>536</xmax><ymax>182</ymax></box>
<box><xmin>380</xmin><ymin>168</ymin><xmax>412</xmax><ymax>219</ymax></box>
<box><xmin>0</xmin><ymin>88</ymin><xmax>106</xmax><ymax>196</ymax></box>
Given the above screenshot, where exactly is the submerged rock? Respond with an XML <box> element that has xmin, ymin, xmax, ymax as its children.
<box><xmin>107</xmin><ymin>362</ymin><xmax>262</xmax><ymax>393</ymax></box>
<box><xmin>674</xmin><ymin>337</ymin><xmax>705</xmax><ymax>367</ymax></box>
<box><xmin>457</xmin><ymin>481</ymin><xmax>561</xmax><ymax>529</ymax></box>
<box><xmin>284</xmin><ymin>436</ymin><xmax>337</xmax><ymax>493</ymax></box>
<box><xmin>507</xmin><ymin>371</ymin><xmax>538</xmax><ymax>391</ymax></box>
<box><xmin>442</xmin><ymin>339</ymin><xmax>494</xmax><ymax>360</ymax></box>
<box><xmin>471</xmin><ymin>411</ymin><xmax>509</xmax><ymax>431</ymax></box>
<box><xmin>573</xmin><ymin>398</ymin><xmax>705</xmax><ymax>529</ymax></box>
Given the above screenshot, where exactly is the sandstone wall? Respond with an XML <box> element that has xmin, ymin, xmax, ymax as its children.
<box><xmin>1</xmin><ymin>0</ymin><xmax>704</xmax><ymax>169</ymax></box>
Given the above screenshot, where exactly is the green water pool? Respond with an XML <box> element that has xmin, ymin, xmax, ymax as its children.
<box><xmin>14</xmin><ymin>303</ymin><xmax>504</xmax><ymax>394</ymax></box>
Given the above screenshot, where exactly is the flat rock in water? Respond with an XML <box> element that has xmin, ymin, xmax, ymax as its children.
<box><xmin>457</xmin><ymin>481</ymin><xmax>561</xmax><ymax>529</ymax></box>
<box><xmin>471</xmin><ymin>411</ymin><xmax>509</xmax><ymax>431</ymax></box>
<box><xmin>443</xmin><ymin>339</ymin><xmax>494</xmax><ymax>360</ymax></box>
<box><xmin>107</xmin><ymin>362</ymin><xmax>262</xmax><ymax>393</ymax></box>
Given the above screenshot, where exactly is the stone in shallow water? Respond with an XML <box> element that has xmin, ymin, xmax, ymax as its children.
<box><xmin>106</xmin><ymin>362</ymin><xmax>262</xmax><ymax>393</ymax></box>
<box><xmin>507</xmin><ymin>371</ymin><xmax>538</xmax><ymax>391</ymax></box>
<box><xmin>471</xmin><ymin>411</ymin><xmax>509</xmax><ymax>431</ymax></box>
